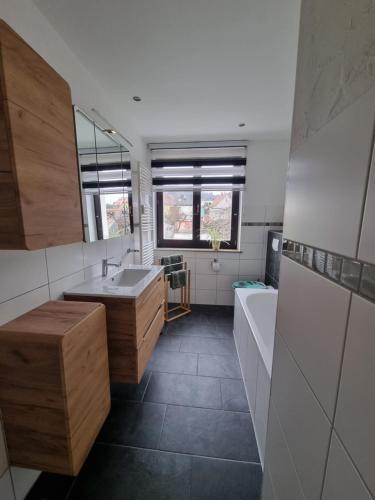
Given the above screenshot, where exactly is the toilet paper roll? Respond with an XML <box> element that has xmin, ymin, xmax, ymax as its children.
<box><xmin>212</xmin><ymin>260</ymin><xmax>220</xmax><ymax>272</ymax></box>
<box><xmin>272</xmin><ymin>238</ymin><xmax>279</xmax><ymax>252</ymax></box>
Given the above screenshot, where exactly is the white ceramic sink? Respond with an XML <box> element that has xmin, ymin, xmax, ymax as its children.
<box><xmin>106</xmin><ymin>269</ymin><xmax>150</xmax><ymax>287</ymax></box>
<box><xmin>63</xmin><ymin>265</ymin><xmax>164</xmax><ymax>299</ymax></box>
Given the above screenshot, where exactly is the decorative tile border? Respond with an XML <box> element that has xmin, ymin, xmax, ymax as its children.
<box><xmin>242</xmin><ymin>222</ymin><xmax>283</xmax><ymax>227</ymax></box>
<box><xmin>282</xmin><ymin>239</ymin><xmax>375</xmax><ymax>304</ymax></box>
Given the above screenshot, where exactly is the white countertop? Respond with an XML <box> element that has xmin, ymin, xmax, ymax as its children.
<box><xmin>63</xmin><ymin>264</ymin><xmax>164</xmax><ymax>299</ymax></box>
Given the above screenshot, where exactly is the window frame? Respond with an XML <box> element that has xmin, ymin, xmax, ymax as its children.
<box><xmin>156</xmin><ymin>190</ymin><xmax>240</xmax><ymax>250</ymax></box>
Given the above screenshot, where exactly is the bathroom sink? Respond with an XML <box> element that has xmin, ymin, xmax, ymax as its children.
<box><xmin>106</xmin><ymin>269</ymin><xmax>150</xmax><ymax>287</ymax></box>
<box><xmin>63</xmin><ymin>264</ymin><xmax>164</xmax><ymax>299</ymax></box>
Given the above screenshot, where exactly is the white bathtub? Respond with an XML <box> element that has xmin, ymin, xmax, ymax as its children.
<box><xmin>234</xmin><ymin>288</ymin><xmax>278</xmax><ymax>465</ymax></box>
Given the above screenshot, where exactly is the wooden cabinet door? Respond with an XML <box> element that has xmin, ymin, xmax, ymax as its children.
<box><xmin>0</xmin><ymin>20</ymin><xmax>83</xmax><ymax>249</ymax></box>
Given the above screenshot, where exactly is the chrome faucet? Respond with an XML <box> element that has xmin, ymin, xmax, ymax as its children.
<box><xmin>102</xmin><ymin>258</ymin><xmax>122</xmax><ymax>277</ymax></box>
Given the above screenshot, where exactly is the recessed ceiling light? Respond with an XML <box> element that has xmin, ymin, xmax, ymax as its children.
<box><xmin>238</xmin><ymin>122</ymin><xmax>246</xmax><ymax>127</ymax></box>
<box><xmin>133</xmin><ymin>96</ymin><xmax>142</xmax><ymax>102</ymax></box>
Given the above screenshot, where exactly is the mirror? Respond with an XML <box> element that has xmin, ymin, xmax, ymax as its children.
<box><xmin>74</xmin><ymin>106</ymin><xmax>133</xmax><ymax>242</ymax></box>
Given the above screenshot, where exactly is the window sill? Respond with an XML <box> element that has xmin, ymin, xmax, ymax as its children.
<box><xmin>155</xmin><ymin>247</ymin><xmax>242</xmax><ymax>253</ymax></box>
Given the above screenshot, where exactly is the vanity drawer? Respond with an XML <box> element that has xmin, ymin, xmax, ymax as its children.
<box><xmin>135</xmin><ymin>273</ymin><xmax>164</xmax><ymax>347</ymax></box>
<box><xmin>137</xmin><ymin>302</ymin><xmax>164</xmax><ymax>381</ymax></box>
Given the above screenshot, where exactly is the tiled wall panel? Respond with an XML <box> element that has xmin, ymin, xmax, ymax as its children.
<box><xmin>291</xmin><ymin>0</ymin><xmax>375</xmax><ymax>153</ymax></box>
<box><xmin>270</xmin><ymin>333</ymin><xmax>331</xmax><ymax>500</ymax></box>
<box><xmin>263</xmin><ymin>1</ymin><xmax>375</xmax><ymax>500</ymax></box>
<box><xmin>359</xmin><ymin>148</ymin><xmax>375</xmax><ymax>265</ymax></box>
<box><xmin>284</xmin><ymin>86</ymin><xmax>375</xmax><ymax>257</ymax></box>
<box><xmin>264</xmin><ymin>404</ymin><xmax>305</xmax><ymax>500</ymax></box>
<box><xmin>321</xmin><ymin>432</ymin><xmax>372</xmax><ymax>500</ymax></box>
<box><xmin>335</xmin><ymin>294</ymin><xmax>375</xmax><ymax>497</ymax></box>
<box><xmin>277</xmin><ymin>257</ymin><xmax>351</xmax><ymax>419</ymax></box>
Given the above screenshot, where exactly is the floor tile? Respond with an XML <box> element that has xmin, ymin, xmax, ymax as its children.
<box><xmin>110</xmin><ymin>370</ymin><xmax>151</xmax><ymax>402</ymax></box>
<box><xmin>148</xmin><ymin>349</ymin><xmax>198</xmax><ymax>375</ymax></box>
<box><xmin>221</xmin><ymin>379</ymin><xmax>249</xmax><ymax>412</ymax></box>
<box><xmin>167</xmin><ymin>321</ymin><xmax>218</xmax><ymax>338</ymax></box>
<box><xmin>159</xmin><ymin>405</ymin><xmax>260</xmax><ymax>462</ymax></box>
<box><xmin>180</xmin><ymin>337</ymin><xmax>236</xmax><ymax>356</ymax></box>
<box><xmin>198</xmin><ymin>354</ymin><xmax>241</xmax><ymax>379</ymax></box>
<box><xmin>25</xmin><ymin>473</ymin><xmax>74</xmax><ymax>500</ymax></box>
<box><xmin>98</xmin><ymin>401</ymin><xmax>166</xmax><ymax>448</ymax></box>
<box><xmin>68</xmin><ymin>445</ymin><xmax>191</xmax><ymax>500</ymax></box>
<box><xmin>190</xmin><ymin>456</ymin><xmax>262</xmax><ymax>500</ymax></box>
<box><xmin>155</xmin><ymin>335</ymin><xmax>182</xmax><ymax>352</ymax></box>
<box><xmin>144</xmin><ymin>372</ymin><xmax>222</xmax><ymax>409</ymax></box>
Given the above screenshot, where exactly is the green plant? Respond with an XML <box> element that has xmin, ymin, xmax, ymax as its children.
<box><xmin>206</xmin><ymin>224</ymin><xmax>228</xmax><ymax>252</ymax></box>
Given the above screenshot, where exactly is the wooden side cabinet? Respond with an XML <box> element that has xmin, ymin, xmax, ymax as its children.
<box><xmin>0</xmin><ymin>20</ymin><xmax>83</xmax><ymax>249</ymax></box>
<box><xmin>0</xmin><ymin>301</ymin><xmax>110</xmax><ymax>476</ymax></box>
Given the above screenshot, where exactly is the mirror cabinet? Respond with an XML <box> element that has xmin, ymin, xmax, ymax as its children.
<box><xmin>74</xmin><ymin>107</ymin><xmax>133</xmax><ymax>242</ymax></box>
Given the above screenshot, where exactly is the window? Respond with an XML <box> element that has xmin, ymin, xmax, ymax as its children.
<box><xmin>156</xmin><ymin>190</ymin><xmax>240</xmax><ymax>249</ymax></box>
<box><xmin>152</xmin><ymin>145</ymin><xmax>246</xmax><ymax>250</ymax></box>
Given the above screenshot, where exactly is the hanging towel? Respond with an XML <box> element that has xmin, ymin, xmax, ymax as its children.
<box><xmin>170</xmin><ymin>269</ymin><xmax>187</xmax><ymax>289</ymax></box>
<box><xmin>161</xmin><ymin>254</ymin><xmax>183</xmax><ymax>274</ymax></box>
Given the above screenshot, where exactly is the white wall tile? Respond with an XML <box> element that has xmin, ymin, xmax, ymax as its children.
<box><xmin>49</xmin><ymin>271</ymin><xmax>85</xmax><ymax>299</ymax></box>
<box><xmin>277</xmin><ymin>257</ymin><xmax>351</xmax><ymax>419</ymax></box>
<box><xmin>216</xmin><ymin>290</ymin><xmax>234</xmax><ymax>306</ymax></box>
<box><xmin>322</xmin><ymin>432</ymin><xmax>372</xmax><ymax>500</ymax></box>
<box><xmin>0</xmin><ymin>250</ymin><xmax>48</xmax><ymax>304</ymax></box>
<box><xmin>84</xmin><ymin>262</ymin><xmax>102</xmax><ymax>281</ymax></box>
<box><xmin>46</xmin><ymin>242</ymin><xmax>84</xmax><ymax>282</ymax></box>
<box><xmin>264</xmin><ymin>404</ymin><xmax>306</xmax><ymax>500</ymax></box>
<box><xmin>335</xmin><ymin>295</ymin><xmax>375</xmax><ymax>497</ymax></box>
<box><xmin>265</xmin><ymin>205</ymin><xmax>284</xmax><ymax>222</ymax></box>
<box><xmin>0</xmin><ymin>470</ymin><xmax>14</xmax><ymax>500</ymax></box>
<box><xmin>241</xmin><ymin>227</ymin><xmax>266</xmax><ymax>244</ymax></box>
<box><xmin>105</xmin><ymin>236</ymin><xmax>123</xmax><ymax>260</ymax></box>
<box><xmin>11</xmin><ymin>467</ymin><xmax>40</xmax><ymax>500</ymax></box>
<box><xmin>240</xmin><ymin>243</ymin><xmax>264</xmax><ymax>260</ymax></box>
<box><xmin>284</xmin><ymin>86</ymin><xmax>375</xmax><ymax>257</ymax></box>
<box><xmin>196</xmin><ymin>259</ymin><xmax>215</xmax><ymax>275</ymax></box>
<box><xmin>239</xmin><ymin>259</ymin><xmax>264</xmax><ymax>278</ymax></box>
<box><xmin>0</xmin><ymin>286</ymin><xmax>50</xmax><ymax>326</ymax></box>
<box><xmin>196</xmin><ymin>289</ymin><xmax>216</xmax><ymax>305</ymax></box>
<box><xmin>261</xmin><ymin>471</ymin><xmax>276</xmax><ymax>500</ymax></box>
<box><xmin>82</xmin><ymin>240</ymin><xmax>106</xmax><ymax>268</ymax></box>
<box><xmin>270</xmin><ymin>333</ymin><xmax>331</xmax><ymax>500</ymax></box>
<box><xmin>359</xmin><ymin>147</ymin><xmax>375</xmax><ymax>265</ymax></box>
<box><xmin>195</xmin><ymin>274</ymin><xmax>217</xmax><ymax>291</ymax></box>
<box><xmin>217</xmin><ymin>275</ymin><xmax>237</xmax><ymax>292</ymax></box>
<box><xmin>241</xmin><ymin>204</ymin><xmax>266</xmax><ymax>223</ymax></box>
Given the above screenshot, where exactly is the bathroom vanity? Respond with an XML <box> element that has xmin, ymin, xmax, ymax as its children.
<box><xmin>64</xmin><ymin>265</ymin><xmax>165</xmax><ymax>383</ymax></box>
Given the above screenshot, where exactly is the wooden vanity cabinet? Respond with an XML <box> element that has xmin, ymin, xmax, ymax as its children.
<box><xmin>0</xmin><ymin>301</ymin><xmax>110</xmax><ymax>476</ymax></box>
<box><xmin>65</xmin><ymin>273</ymin><xmax>165</xmax><ymax>384</ymax></box>
<box><xmin>0</xmin><ymin>20</ymin><xmax>83</xmax><ymax>250</ymax></box>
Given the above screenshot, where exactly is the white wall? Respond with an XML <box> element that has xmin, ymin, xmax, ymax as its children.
<box><xmin>0</xmin><ymin>1</ymin><xmax>148</xmax><ymax>498</ymax></box>
<box><xmin>154</xmin><ymin>140</ymin><xmax>290</xmax><ymax>306</ymax></box>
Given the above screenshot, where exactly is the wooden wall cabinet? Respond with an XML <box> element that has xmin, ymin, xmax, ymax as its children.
<box><xmin>0</xmin><ymin>301</ymin><xmax>110</xmax><ymax>476</ymax></box>
<box><xmin>0</xmin><ymin>20</ymin><xmax>83</xmax><ymax>249</ymax></box>
<box><xmin>65</xmin><ymin>273</ymin><xmax>165</xmax><ymax>384</ymax></box>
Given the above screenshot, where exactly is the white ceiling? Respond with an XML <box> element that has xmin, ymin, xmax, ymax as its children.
<box><xmin>34</xmin><ymin>0</ymin><xmax>300</xmax><ymax>142</ymax></box>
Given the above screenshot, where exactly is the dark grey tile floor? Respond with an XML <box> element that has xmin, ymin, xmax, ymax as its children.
<box><xmin>26</xmin><ymin>305</ymin><xmax>262</xmax><ymax>500</ymax></box>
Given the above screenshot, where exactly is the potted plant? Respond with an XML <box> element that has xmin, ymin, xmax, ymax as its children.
<box><xmin>207</xmin><ymin>224</ymin><xmax>228</xmax><ymax>252</ymax></box>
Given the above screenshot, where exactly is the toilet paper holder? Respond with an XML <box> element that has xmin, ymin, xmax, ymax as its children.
<box><xmin>212</xmin><ymin>258</ymin><xmax>220</xmax><ymax>272</ymax></box>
